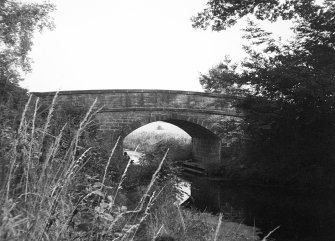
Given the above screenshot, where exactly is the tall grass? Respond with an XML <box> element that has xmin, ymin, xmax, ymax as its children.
<box><xmin>0</xmin><ymin>95</ymin><xmax>169</xmax><ymax>240</ymax></box>
<box><xmin>0</xmin><ymin>96</ymin><xmax>184</xmax><ymax>240</ymax></box>
<box><xmin>0</xmin><ymin>95</ymin><xmax>269</xmax><ymax>241</ymax></box>
<box><xmin>1</xmin><ymin>93</ymin><xmax>100</xmax><ymax>239</ymax></box>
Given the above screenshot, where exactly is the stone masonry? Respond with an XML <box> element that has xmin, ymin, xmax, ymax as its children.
<box><xmin>33</xmin><ymin>89</ymin><xmax>243</xmax><ymax>169</ymax></box>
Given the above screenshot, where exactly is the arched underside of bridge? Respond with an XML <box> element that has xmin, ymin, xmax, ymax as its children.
<box><xmin>97</xmin><ymin>111</ymin><xmax>223</xmax><ymax>165</ymax></box>
<box><xmin>165</xmin><ymin>119</ymin><xmax>220</xmax><ymax>164</ymax></box>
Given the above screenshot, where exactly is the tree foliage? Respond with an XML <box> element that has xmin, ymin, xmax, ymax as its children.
<box><xmin>0</xmin><ymin>0</ymin><xmax>55</xmax><ymax>104</ymax></box>
<box><xmin>192</xmin><ymin>0</ymin><xmax>329</xmax><ymax>31</ymax></box>
<box><xmin>0</xmin><ymin>0</ymin><xmax>55</xmax><ymax>132</ymax></box>
<box><xmin>199</xmin><ymin>56</ymin><xmax>244</xmax><ymax>96</ymax></box>
<box><xmin>194</xmin><ymin>1</ymin><xmax>335</xmax><ymax>188</ymax></box>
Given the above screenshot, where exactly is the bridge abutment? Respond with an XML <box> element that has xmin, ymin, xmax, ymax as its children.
<box><xmin>192</xmin><ymin>136</ymin><xmax>221</xmax><ymax>165</ymax></box>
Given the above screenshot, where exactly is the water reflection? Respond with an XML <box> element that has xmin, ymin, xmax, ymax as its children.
<box><xmin>176</xmin><ymin>179</ymin><xmax>191</xmax><ymax>204</ymax></box>
<box><xmin>180</xmin><ymin>174</ymin><xmax>335</xmax><ymax>241</ymax></box>
<box><xmin>125</xmin><ymin>150</ymin><xmax>143</xmax><ymax>164</ymax></box>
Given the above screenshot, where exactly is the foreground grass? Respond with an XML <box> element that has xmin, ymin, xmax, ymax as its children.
<box><xmin>0</xmin><ymin>94</ymin><xmax>267</xmax><ymax>240</ymax></box>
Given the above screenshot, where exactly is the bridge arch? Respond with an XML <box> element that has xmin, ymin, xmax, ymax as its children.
<box><xmin>101</xmin><ymin>112</ymin><xmax>222</xmax><ymax>166</ymax></box>
<box><xmin>33</xmin><ymin>89</ymin><xmax>243</xmax><ymax>170</ymax></box>
<box><xmin>117</xmin><ymin>112</ymin><xmax>221</xmax><ymax>137</ymax></box>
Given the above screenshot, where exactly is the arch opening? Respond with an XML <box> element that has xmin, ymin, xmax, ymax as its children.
<box><xmin>122</xmin><ymin>119</ymin><xmax>222</xmax><ymax>169</ymax></box>
<box><xmin>123</xmin><ymin>121</ymin><xmax>192</xmax><ymax>163</ymax></box>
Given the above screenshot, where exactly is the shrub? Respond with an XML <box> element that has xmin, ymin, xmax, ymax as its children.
<box><xmin>124</xmin><ymin>130</ymin><xmax>191</xmax><ymax>160</ymax></box>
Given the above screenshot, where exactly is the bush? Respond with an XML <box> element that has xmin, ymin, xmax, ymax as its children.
<box><xmin>124</xmin><ymin>130</ymin><xmax>191</xmax><ymax>160</ymax></box>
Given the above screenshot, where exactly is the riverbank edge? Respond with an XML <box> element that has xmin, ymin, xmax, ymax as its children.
<box><xmin>181</xmin><ymin>171</ymin><xmax>335</xmax><ymax>194</ymax></box>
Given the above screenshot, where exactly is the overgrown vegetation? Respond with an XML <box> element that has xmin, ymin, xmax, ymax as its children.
<box><xmin>0</xmin><ymin>96</ymin><xmax>262</xmax><ymax>240</ymax></box>
<box><xmin>0</xmin><ymin>0</ymin><xmax>55</xmax><ymax>105</ymax></box>
<box><xmin>193</xmin><ymin>0</ymin><xmax>335</xmax><ymax>190</ymax></box>
<box><xmin>0</xmin><ymin>1</ymin><xmax>289</xmax><ymax>239</ymax></box>
<box><xmin>0</xmin><ymin>0</ymin><xmax>55</xmax><ymax>193</ymax></box>
<box><xmin>124</xmin><ymin>130</ymin><xmax>191</xmax><ymax>161</ymax></box>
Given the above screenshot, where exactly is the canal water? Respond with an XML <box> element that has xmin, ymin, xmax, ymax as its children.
<box><xmin>180</xmin><ymin>174</ymin><xmax>335</xmax><ymax>241</ymax></box>
<box><xmin>127</xmin><ymin>150</ymin><xmax>335</xmax><ymax>240</ymax></box>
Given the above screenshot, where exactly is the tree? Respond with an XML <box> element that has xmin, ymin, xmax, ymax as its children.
<box><xmin>191</xmin><ymin>0</ymin><xmax>327</xmax><ymax>31</ymax></box>
<box><xmin>194</xmin><ymin>1</ymin><xmax>335</xmax><ymax>188</ymax></box>
<box><xmin>0</xmin><ymin>0</ymin><xmax>55</xmax><ymax>104</ymax></box>
<box><xmin>199</xmin><ymin>56</ymin><xmax>245</xmax><ymax>96</ymax></box>
<box><xmin>156</xmin><ymin>125</ymin><xmax>164</xmax><ymax>130</ymax></box>
<box><xmin>0</xmin><ymin>0</ymin><xmax>55</xmax><ymax>131</ymax></box>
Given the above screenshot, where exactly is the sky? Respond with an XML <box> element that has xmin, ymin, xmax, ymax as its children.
<box><xmin>22</xmin><ymin>0</ymin><xmax>294</xmax><ymax>93</ymax></box>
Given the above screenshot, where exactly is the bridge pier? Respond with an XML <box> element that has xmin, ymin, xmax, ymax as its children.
<box><xmin>192</xmin><ymin>136</ymin><xmax>221</xmax><ymax>165</ymax></box>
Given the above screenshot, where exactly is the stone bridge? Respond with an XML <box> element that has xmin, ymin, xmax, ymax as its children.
<box><xmin>33</xmin><ymin>89</ymin><xmax>243</xmax><ymax>169</ymax></box>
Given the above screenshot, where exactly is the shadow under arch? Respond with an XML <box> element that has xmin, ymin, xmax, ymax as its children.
<box><xmin>117</xmin><ymin>113</ymin><xmax>222</xmax><ymax>168</ymax></box>
<box><xmin>119</xmin><ymin>113</ymin><xmax>221</xmax><ymax>138</ymax></box>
